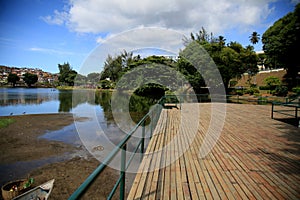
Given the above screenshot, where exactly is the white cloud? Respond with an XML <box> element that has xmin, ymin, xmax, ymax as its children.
<box><xmin>291</xmin><ymin>0</ymin><xmax>300</xmax><ymax>4</ymax></box>
<box><xmin>79</xmin><ymin>27</ymin><xmax>185</xmax><ymax>74</ymax></box>
<box><xmin>29</xmin><ymin>47</ymin><xmax>83</xmax><ymax>56</ymax></box>
<box><xmin>41</xmin><ymin>10</ymin><xmax>69</xmax><ymax>25</ymax></box>
<box><xmin>45</xmin><ymin>0</ymin><xmax>275</xmax><ymax>36</ymax></box>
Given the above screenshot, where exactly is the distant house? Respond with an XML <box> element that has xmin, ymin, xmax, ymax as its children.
<box><xmin>0</xmin><ymin>65</ymin><xmax>58</xmax><ymax>85</ymax></box>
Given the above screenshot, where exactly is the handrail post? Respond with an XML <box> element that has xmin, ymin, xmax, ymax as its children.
<box><xmin>271</xmin><ymin>102</ymin><xmax>274</xmax><ymax>119</ymax></box>
<box><xmin>141</xmin><ymin>120</ymin><xmax>146</xmax><ymax>155</ymax></box>
<box><xmin>120</xmin><ymin>144</ymin><xmax>126</xmax><ymax>200</ymax></box>
<box><xmin>180</xmin><ymin>96</ymin><xmax>182</xmax><ymax>110</ymax></box>
<box><xmin>150</xmin><ymin>112</ymin><xmax>154</xmax><ymax>138</ymax></box>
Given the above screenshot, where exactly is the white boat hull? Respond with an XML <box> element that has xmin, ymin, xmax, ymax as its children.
<box><xmin>12</xmin><ymin>179</ymin><xmax>55</xmax><ymax>200</ymax></box>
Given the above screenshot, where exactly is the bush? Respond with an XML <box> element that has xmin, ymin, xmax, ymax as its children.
<box><xmin>236</xmin><ymin>90</ymin><xmax>244</xmax><ymax>96</ymax></box>
<box><xmin>272</xmin><ymin>85</ymin><xmax>288</xmax><ymax>97</ymax></box>
<box><xmin>292</xmin><ymin>87</ymin><xmax>300</xmax><ymax>94</ymax></box>
<box><xmin>264</xmin><ymin>76</ymin><xmax>281</xmax><ymax>87</ymax></box>
<box><xmin>229</xmin><ymin>80</ymin><xmax>238</xmax><ymax>87</ymax></box>
<box><xmin>245</xmin><ymin>88</ymin><xmax>260</xmax><ymax>95</ymax></box>
<box><xmin>259</xmin><ymin>85</ymin><xmax>271</xmax><ymax>90</ymax></box>
<box><xmin>99</xmin><ymin>80</ymin><xmax>113</xmax><ymax>89</ymax></box>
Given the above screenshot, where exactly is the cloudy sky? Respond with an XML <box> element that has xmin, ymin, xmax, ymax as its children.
<box><xmin>0</xmin><ymin>0</ymin><xmax>298</xmax><ymax>74</ymax></box>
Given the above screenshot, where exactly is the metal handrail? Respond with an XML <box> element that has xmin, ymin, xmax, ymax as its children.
<box><xmin>68</xmin><ymin>99</ymin><xmax>164</xmax><ymax>200</ymax></box>
<box><xmin>69</xmin><ymin>93</ymin><xmax>293</xmax><ymax>199</ymax></box>
<box><xmin>162</xmin><ymin>94</ymin><xmax>289</xmax><ymax>105</ymax></box>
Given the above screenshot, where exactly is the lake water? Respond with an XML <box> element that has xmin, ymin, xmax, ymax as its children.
<box><xmin>0</xmin><ymin>88</ymin><xmax>157</xmax><ymax>184</ymax></box>
<box><xmin>0</xmin><ymin>88</ymin><xmax>63</xmax><ymax>116</ymax></box>
<box><xmin>0</xmin><ymin>88</ymin><xmax>156</xmax><ymax>142</ymax></box>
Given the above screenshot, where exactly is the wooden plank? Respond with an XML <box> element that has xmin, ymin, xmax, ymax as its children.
<box><xmin>128</xmin><ymin>103</ymin><xmax>300</xmax><ymax>200</ymax></box>
<box><xmin>182</xmin><ymin>121</ymin><xmax>202</xmax><ymax>200</ymax></box>
<box><xmin>148</xmin><ymin>110</ymin><xmax>169</xmax><ymax>200</ymax></box>
<box><xmin>127</xmin><ymin>110</ymin><xmax>167</xmax><ymax>199</ymax></box>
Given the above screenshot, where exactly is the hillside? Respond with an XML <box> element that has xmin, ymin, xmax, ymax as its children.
<box><xmin>234</xmin><ymin>69</ymin><xmax>286</xmax><ymax>87</ymax></box>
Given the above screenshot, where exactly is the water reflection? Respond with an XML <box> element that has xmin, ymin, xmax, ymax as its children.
<box><xmin>0</xmin><ymin>88</ymin><xmax>160</xmax><ymax>185</ymax></box>
<box><xmin>0</xmin><ymin>88</ymin><xmax>158</xmax><ymax>121</ymax></box>
<box><xmin>0</xmin><ymin>88</ymin><xmax>59</xmax><ymax>106</ymax></box>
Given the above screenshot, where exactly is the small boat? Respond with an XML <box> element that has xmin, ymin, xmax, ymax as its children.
<box><xmin>12</xmin><ymin>179</ymin><xmax>55</xmax><ymax>200</ymax></box>
<box><xmin>1</xmin><ymin>179</ymin><xmax>34</xmax><ymax>200</ymax></box>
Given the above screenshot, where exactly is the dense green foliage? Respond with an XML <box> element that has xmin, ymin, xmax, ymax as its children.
<box><xmin>261</xmin><ymin>76</ymin><xmax>288</xmax><ymax>96</ymax></box>
<box><xmin>272</xmin><ymin>85</ymin><xmax>288</xmax><ymax>97</ymax></box>
<box><xmin>249</xmin><ymin>32</ymin><xmax>260</xmax><ymax>45</ymax></box>
<box><xmin>98</xmin><ymin>28</ymin><xmax>258</xmax><ymax>94</ymax></box>
<box><xmin>7</xmin><ymin>73</ymin><xmax>20</xmax><ymax>87</ymax></box>
<box><xmin>262</xmin><ymin>3</ymin><xmax>300</xmax><ymax>87</ymax></box>
<box><xmin>58</xmin><ymin>62</ymin><xmax>78</xmax><ymax>86</ymax></box>
<box><xmin>182</xmin><ymin>29</ymin><xmax>258</xmax><ymax>91</ymax></box>
<box><xmin>23</xmin><ymin>73</ymin><xmax>38</xmax><ymax>87</ymax></box>
<box><xmin>264</xmin><ymin>76</ymin><xmax>281</xmax><ymax>89</ymax></box>
<box><xmin>292</xmin><ymin>87</ymin><xmax>300</xmax><ymax>94</ymax></box>
<box><xmin>87</xmin><ymin>73</ymin><xmax>101</xmax><ymax>84</ymax></box>
<box><xmin>100</xmin><ymin>52</ymin><xmax>178</xmax><ymax>95</ymax></box>
<box><xmin>134</xmin><ymin>83</ymin><xmax>167</xmax><ymax>98</ymax></box>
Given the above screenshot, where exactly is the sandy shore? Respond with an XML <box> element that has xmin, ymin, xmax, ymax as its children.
<box><xmin>0</xmin><ymin>114</ymin><xmax>120</xmax><ymax>200</ymax></box>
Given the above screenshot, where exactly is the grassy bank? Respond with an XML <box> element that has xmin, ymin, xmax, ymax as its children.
<box><xmin>0</xmin><ymin>118</ymin><xmax>15</xmax><ymax>128</ymax></box>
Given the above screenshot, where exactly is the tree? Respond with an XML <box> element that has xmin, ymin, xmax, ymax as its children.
<box><xmin>74</xmin><ymin>74</ymin><xmax>87</xmax><ymax>86</ymax></box>
<box><xmin>176</xmin><ymin>56</ymin><xmax>205</xmax><ymax>94</ymax></box>
<box><xmin>217</xmin><ymin>35</ymin><xmax>226</xmax><ymax>47</ymax></box>
<box><xmin>184</xmin><ymin>30</ymin><xmax>258</xmax><ymax>91</ymax></box>
<box><xmin>87</xmin><ymin>73</ymin><xmax>101</xmax><ymax>83</ymax></box>
<box><xmin>181</xmin><ymin>29</ymin><xmax>258</xmax><ymax>92</ymax></box>
<box><xmin>100</xmin><ymin>52</ymin><xmax>176</xmax><ymax>86</ymax></box>
<box><xmin>249</xmin><ymin>31</ymin><xmax>260</xmax><ymax>44</ymax></box>
<box><xmin>23</xmin><ymin>73</ymin><xmax>38</xmax><ymax>87</ymax></box>
<box><xmin>58</xmin><ymin>62</ymin><xmax>78</xmax><ymax>86</ymax></box>
<box><xmin>183</xmin><ymin>26</ymin><xmax>214</xmax><ymax>45</ymax></box>
<box><xmin>7</xmin><ymin>73</ymin><xmax>20</xmax><ymax>87</ymax></box>
<box><xmin>262</xmin><ymin>3</ymin><xmax>300</xmax><ymax>87</ymax></box>
<box><xmin>100</xmin><ymin>54</ymin><xmax>122</xmax><ymax>82</ymax></box>
<box><xmin>99</xmin><ymin>80</ymin><xmax>112</xmax><ymax>89</ymax></box>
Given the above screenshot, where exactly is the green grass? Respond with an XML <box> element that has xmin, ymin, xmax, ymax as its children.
<box><xmin>0</xmin><ymin>118</ymin><xmax>15</xmax><ymax>128</ymax></box>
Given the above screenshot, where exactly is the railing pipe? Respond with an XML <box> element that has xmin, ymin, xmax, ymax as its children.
<box><xmin>120</xmin><ymin>144</ymin><xmax>127</xmax><ymax>200</ymax></box>
<box><xmin>69</xmin><ymin>99</ymin><xmax>165</xmax><ymax>200</ymax></box>
<box><xmin>141</xmin><ymin>121</ymin><xmax>145</xmax><ymax>155</ymax></box>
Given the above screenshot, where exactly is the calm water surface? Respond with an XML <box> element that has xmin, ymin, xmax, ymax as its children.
<box><xmin>0</xmin><ymin>88</ymin><xmax>155</xmax><ymax>144</ymax></box>
<box><xmin>0</xmin><ymin>88</ymin><xmax>74</xmax><ymax>116</ymax></box>
<box><xmin>0</xmin><ymin>88</ymin><xmax>156</xmax><ymax>184</ymax></box>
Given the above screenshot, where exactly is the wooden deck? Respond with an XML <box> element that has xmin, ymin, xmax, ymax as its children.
<box><xmin>128</xmin><ymin>103</ymin><xmax>300</xmax><ymax>200</ymax></box>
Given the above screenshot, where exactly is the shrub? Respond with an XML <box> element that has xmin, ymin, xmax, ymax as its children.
<box><xmin>99</xmin><ymin>80</ymin><xmax>113</xmax><ymax>89</ymax></box>
<box><xmin>264</xmin><ymin>76</ymin><xmax>281</xmax><ymax>88</ymax></box>
<box><xmin>229</xmin><ymin>80</ymin><xmax>238</xmax><ymax>87</ymax></box>
<box><xmin>245</xmin><ymin>88</ymin><xmax>260</xmax><ymax>95</ymax></box>
<box><xmin>272</xmin><ymin>85</ymin><xmax>288</xmax><ymax>97</ymax></box>
<box><xmin>259</xmin><ymin>85</ymin><xmax>271</xmax><ymax>90</ymax></box>
<box><xmin>292</xmin><ymin>87</ymin><xmax>300</xmax><ymax>94</ymax></box>
<box><xmin>236</xmin><ymin>90</ymin><xmax>244</xmax><ymax>96</ymax></box>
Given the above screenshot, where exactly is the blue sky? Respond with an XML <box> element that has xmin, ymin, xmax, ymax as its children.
<box><xmin>0</xmin><ymin>0</ymin><xmax>298</xmax><ymax>74</ymax></box>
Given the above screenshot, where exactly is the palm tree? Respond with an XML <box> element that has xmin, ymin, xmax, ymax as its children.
<box><xmin>218</xmin><ymin>35</ymin><xmax>226</xmax><ymax>47</ymax></box>
<box><xmin>249</xmin><ymin>32</ymin><xmax>260</xmax><ymax>45</ymax></box>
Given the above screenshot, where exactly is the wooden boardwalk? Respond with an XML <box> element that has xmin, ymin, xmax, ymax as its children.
<box><xmin>128</xmin><ymin>103</ymin><xmax>300</xmax><ymax>200</ymax></box>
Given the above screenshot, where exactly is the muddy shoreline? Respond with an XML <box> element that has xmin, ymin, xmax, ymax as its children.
<box><xmin>0</xmin><ymin>114</ymin><xmax>120</xmax><ymax>199</ymax></box>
